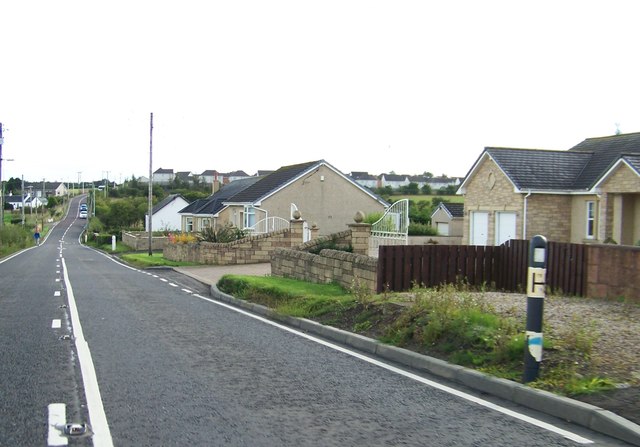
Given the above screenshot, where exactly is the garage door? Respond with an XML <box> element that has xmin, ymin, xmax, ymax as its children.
<box><xmin>496</xmin><ymin>212</ymin><xmax>516</xmax><ymax>245</ymax></box>
<box><xmin>470</xmin><ymin>211</ymin><xmax>488</xmax><ymax>246</ymax></box>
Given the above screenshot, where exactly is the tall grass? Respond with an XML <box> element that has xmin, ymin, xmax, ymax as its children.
<box><xmin>0</xmin><ymin>225</ymin><xmax>33</xmax><ymax>257</ymax></box>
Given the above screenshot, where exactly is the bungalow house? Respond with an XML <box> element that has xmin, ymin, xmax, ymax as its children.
<box><xmin>430</xmin><ymin>202</ymin><xmax>464</xmax><ymax>237</ymax></box>
<box><xmin>153</xmin><ymin>168</ymin><xmax>174</xmax><ymax>184</ymax></box>
<box><xmin>179</xmin><ymin>160</ymin><xmax>389</xmax><ymax>236</ymax></box>
<box><xmin>378</xmin><ymin>173</ymin><xmax>411</xmax><ymax>190</ymax></box>
<box><xmin>145</xmin><ymin>194</ymin><xmax>190</xmax><ymax>232</ymax></box>
<box><xmin>179</xmin><ymin>177</ymin><xmax>262</xmax><ymax>232</ymax></box>
<box><xmin>457</xmin><ymin>131</ymin><xmax>640</xmax><ymax>246</ymax></box>
<box><xmin>349</xmin><ymin>171</ymin><xmax>378</xmax><ymax>189</ymax></box>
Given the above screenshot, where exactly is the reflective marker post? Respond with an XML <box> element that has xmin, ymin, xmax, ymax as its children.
<box><xmin>523</xmin><ymin>235</ymin><xmax>547</xmax><ymax>383</ymax></box>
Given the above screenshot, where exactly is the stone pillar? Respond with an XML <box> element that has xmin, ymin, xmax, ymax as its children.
<box><xmin>348</xmin><ymin>211</ymin><xmax>371</xmax><ymax>256</ymax></box>
<box><xmin>290</xmin><ymin>209</ymin><xmax>305</xmax><ymax>247</ymax></box>
<box><xmin>310</xmin><ymin>222</ymin><xmax>319</xmax><ymax>241</ymax></box>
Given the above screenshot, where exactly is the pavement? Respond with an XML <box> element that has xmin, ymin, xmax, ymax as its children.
<box><xmin>172</xmin><ymin>262</ymin><xmax>640</xmax><ymax>447</ymax></box>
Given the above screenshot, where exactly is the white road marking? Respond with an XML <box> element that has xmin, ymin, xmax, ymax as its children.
<box><xmin>169</xmin><ymin>283</ymin><xmax>178</xmax><ymax>287</ymax></box>
<box><xmin>51</xmin><ymin>319</ymin><xmax>61</xmax><ymax>329</ymax></box>
<box><xmin>160</xmin><ymin>278</ymin><xmax>168</xmax><ymax>282</ymax></box>
<box><xmin>189</xmin><ymin>293</ymin><xmax>594</xmax><ymax>445</ymax></box>
<box><xmin>62</xmin><ymin>258</ymin><xmax>114</xmax><ymax>447</ymax></box>
<box><xmin>181</xmin><ymin>288</ymin><xmax>193</xmax><ymax>294</ymax></box>
<box><xmin>47</xmin><ymin>403</ymin><xmax>68</xmax><ymax>446</ymax></box>
<box><xmin>54</xmin><ymin>291</ymin><xmax>61</xmax><ymax>297</ymax></box>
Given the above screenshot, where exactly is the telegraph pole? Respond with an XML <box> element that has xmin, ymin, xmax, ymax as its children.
<box><xmin>148</xmin><ymin>113</ymin><xmax>153</xmax><ymax>256</ymax></box>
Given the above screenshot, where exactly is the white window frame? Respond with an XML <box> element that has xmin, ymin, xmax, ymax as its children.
<box><xmin>586</xmin><ymin>201</ymin><xmax>596</xmax><ymax>239</ymax></box>
<box><xmin>186</xmin><ymin>217</ymin><xmax>194</xmax><ymax>232</ymax></box>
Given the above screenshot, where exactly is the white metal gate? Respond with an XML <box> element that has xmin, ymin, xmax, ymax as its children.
<box><xmin>369</xmin><ymin>199</ymin><xmax>409</xmax><ymax>257</ymax></box>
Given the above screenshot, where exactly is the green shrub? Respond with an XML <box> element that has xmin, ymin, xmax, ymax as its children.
<box><xmin>408</xmin><ymin>222</ymin><xmax>437</xmax><ymax>236</ymax></box>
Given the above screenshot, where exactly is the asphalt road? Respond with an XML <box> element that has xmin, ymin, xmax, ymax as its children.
<box><xmin>0</xmin><ymin>197</ymin><xmax>632</xmax><ymax>446</ymax></box>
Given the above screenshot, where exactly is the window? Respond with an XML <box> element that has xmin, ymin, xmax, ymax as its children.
<box><xmin>244</xmin><ymin>206</ymin><xmax>256</xmax><ymax>229</ymax></box>
<box><xmin>186</xmin><ymin>217</ymin><xmax>193</xmax><ymax>232</ymax></box>
<box><xmin>200</xmin><ymin>218</ymin><xmax>210</xmax><ymax>231</ymax></box>
<box><xmin>586</xmin><ymin>201</ymin><xmax>595</xmax><ymax>239</ymax></box>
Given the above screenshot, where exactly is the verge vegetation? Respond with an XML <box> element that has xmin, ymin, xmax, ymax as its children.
<box><xmin>217</xmin><ymin>275</ymin><xmax>617</xmax><ymax>398</ymax></box>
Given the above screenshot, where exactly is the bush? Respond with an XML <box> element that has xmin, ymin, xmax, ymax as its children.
<box><xmin>408</xmin><ymin>222</ymin><xmax>437</xmax><ymax>236</ymax></box>
<box><xmin>198</xmin><ymin>225</ymin><xmax>247</xmax><ymax>243</ymax></box>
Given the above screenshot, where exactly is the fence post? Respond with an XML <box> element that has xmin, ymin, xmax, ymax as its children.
<box><xmin>523</xmin><ymin>235</ymin><xmax>547</xmax><ymax>383</ymax></box>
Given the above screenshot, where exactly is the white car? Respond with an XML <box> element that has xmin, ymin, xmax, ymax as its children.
<box><xmin>79</xmin><ymin>210</ymin><xmax>88</xmax><ymax>219</ymax></box>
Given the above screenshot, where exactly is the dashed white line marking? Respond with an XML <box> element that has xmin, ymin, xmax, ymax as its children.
<box><xmin>181</xmin><ymin>288</ymin><xmax>193</xmax><ymax>294</ymax></box>
<box><xmin>169</xmin><ymin>283</ymin><xmax>178</xmax><ymax>287</ymax></box>
<box><xmin>51</xmin><ymin>319</ymin><xmax>61</xmax><ymax>329</ymax></box>
<box><xmin>54</xmin><ymin>291</ymin><xmax>61</xmax><ymax>297</ymax></box>
<box><xmin>160</xmin><ymin>278</ymin><xmax>168</xmax><ymax>282</ymax></box>
<box><xmin>47</xmin><ymin>403</ymin><xmax>68</xmax><ymax>446</ymax></box>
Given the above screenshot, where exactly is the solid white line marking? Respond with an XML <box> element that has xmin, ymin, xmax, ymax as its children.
<box><xmin>54</xmin><ymin>291</ymin><xmax>61</xmax><ymax>297</ymax></box>
<box><xmin>189</xmin><ymin>293</ymin><xmax>594</xmax><ymax>445</ymax></box>
<box><xmin>48</xmin><ymin>403</ymin><xmax>68</xmax><ymax>446</ymax></box>
<box><xmin>62</xmin><ymin>258</ymin><xmax>114</xmax><ymax>447</ymax></box>
<box><xmin>52</xmin><ymin>319</ymin><xmax>61</xmax><ymax>329</ymax></box>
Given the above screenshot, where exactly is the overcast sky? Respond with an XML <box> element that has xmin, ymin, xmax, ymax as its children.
<box><xmin>1</xmin><ymin>1</ymin><xmax>639</xmax><ymax>185</ymax></box>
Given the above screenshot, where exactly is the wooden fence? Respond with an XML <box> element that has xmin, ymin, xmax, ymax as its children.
<box><xmin>377</xmin><ymin>240</ymin><xmax>587</xmax><ymax>296</ymax></box>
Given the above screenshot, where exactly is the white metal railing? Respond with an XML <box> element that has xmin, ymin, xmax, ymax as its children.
<box><xmin>246</xmin><ymin>216</ymin><xmax>289</xmax><ymax>234</ymax></box>
<box><xmin>369</xmin><ymin>199</ymin><xmax>409</xmax><ymax>257</ymax></box>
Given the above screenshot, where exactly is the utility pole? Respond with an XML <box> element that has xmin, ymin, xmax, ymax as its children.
<box><xmin>148</xmin><ymin>113</ymin><xmax>153</xmax><ymax>256</ymax></box>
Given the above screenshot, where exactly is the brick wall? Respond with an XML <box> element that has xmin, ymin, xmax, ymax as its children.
<box><xmin>271</xmin><ymin>248</ymin><xmax>378</xmax><ymax>292</ymax></box>
<box><xmin>586</xmin><ymin>244</ymin><xmax>640</xmax><ymax>302</ymax></box>
<box><xmin>163</xmin><ymin>227</ymin><xmax>299</xmax><ymax>265</ymax></box>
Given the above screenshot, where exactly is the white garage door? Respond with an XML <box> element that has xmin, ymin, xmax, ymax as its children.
<box><xmin>496</xmin><ymin>212</ymin><xmax>516</xmax><ymax>245</ymax></box>
<box><xmin>470</xmin><ymin>212</ymin><xmax>488</xmax><ymax>246</ymax></box>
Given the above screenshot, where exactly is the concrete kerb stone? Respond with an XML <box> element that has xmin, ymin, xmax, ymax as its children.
<box><xmin>208</xmin><ymin>284</ymin><xmax>640</xmax><ymax>447</ymax></box>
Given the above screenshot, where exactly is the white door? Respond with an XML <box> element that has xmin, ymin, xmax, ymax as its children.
<box><xmin>496</xmin><ymin>212</ymin><xmax>516</xmax><ymax>245</ymax></box>
<box><xmin>436</xmin><ymin>222</ymin><xmax>449</xmax><ymax>236</ymax></box>
<box><xmin>470</xmin><ymin>212</ymin><xmax>489</xmax><ymax>246</ymax></box>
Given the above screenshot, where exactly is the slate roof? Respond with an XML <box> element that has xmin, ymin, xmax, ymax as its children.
<box><xmin>568</xmin><ymin>132</ymin><xmax>640</xmax><ymax>189</ymax></box>
<box><xmin>226</xmin><ymin>160</ymin><xmax>322</xmax><ymax>204</ymax></box>
<box><xmin>440</xmin><ymin>202</ymin><xmax>464</xmax><ymax>218</ymax></box>
<box><xmin>462</xmin><ymin>132</ymin><xmax>640</xmax><ymax>193</ymax></box>
<box><xmin>484</xmin><ymin>147</ymin><xmax>592</xmax><ymax>190</ymax></box>
<box><xmin>179</xmin><ymin>177</ymin><xmax>262</xmax><ymax>215</ymax></box>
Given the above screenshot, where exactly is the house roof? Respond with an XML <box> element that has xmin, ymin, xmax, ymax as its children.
<box><xmin>568</xmin><ymin>132</ymin><xmax>640</xmax><ymax>189</ymax></box>
<box><xmin>460</xmin><ymin>132</ymin><xmax>640</xmax><ymax>194</ymax></box>
<box><xmin>435</xmin><ymin>202</ymin><xmax>464</xmax><ymax>219</ymax></box>
<box><xmin>226</xmin><ymin>160</ymin><xmax>323</xmax><ymax>204</ymax></box>
<box><xmin>483</xmin><ymin>147</ymin><xmax>592</xmax><ymax>191</ymax></box>
<box><xmin>152</xmin><ymin>194</ymin><xmax>187</xmax><ymax>214</ymax></box>
<box><xmin>225</xmin><ymin>159</ymin><xmax>389</xmax><ymax>206</ymax></box>
<box><xmin>350</xmin><ymin>171</ymin><xmax>377</xmax><ymax>181</ymax></box>
<box><xmin>154</xmin><ymin>168</ymin><xmax>173</xmax><ymax>174</ymax></box>
<box><xmin>180</xmin><ymin>177</ymin><xmax>262</xmax><ymax>215</ymax></box>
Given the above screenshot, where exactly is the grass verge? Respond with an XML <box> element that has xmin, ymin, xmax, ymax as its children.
<box><xmin>217</xmin><ymin>275</ymin><xmax>617</xmax><ymax>397</ymax></box>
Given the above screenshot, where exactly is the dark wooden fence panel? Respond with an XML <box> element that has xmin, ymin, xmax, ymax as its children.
<box><xmin>377</xmin><ymin>240</ymin><xmax>587</xmax><ymax>295</ymax></box>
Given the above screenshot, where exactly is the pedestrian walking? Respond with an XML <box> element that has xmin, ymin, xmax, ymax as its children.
<box><xmin>34</xmin><ymin>226</ymin><xmax>41</xmax><ymax>246</ymax></box>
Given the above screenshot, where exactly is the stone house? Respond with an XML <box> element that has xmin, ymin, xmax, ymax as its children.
<box><xmin>430</xmin><ymin>202</ymin><xmax>464</xmax><ymax>237</ymax></box>
<box><xmin>179</xmin><ymin>160</ymin><xmax>389</xmax><ymax>236</ymax></box>
<box><xmin>457</xmin><ymin>132</ymin><xmax>640</xmax><ymax>246</ymax></box>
